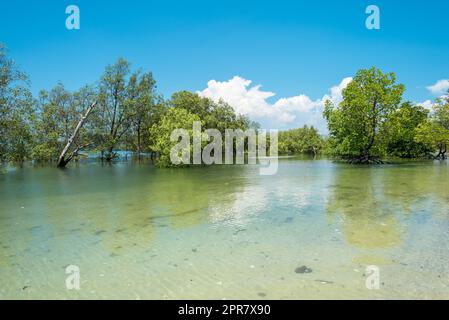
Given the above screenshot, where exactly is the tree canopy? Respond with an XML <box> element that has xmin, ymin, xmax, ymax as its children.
<box><xmin>384</xmin><ymin>102</ymin><xmax>432</xmax><ymax>158</ymax></box>
<box><xmin>149</xmin><ymin>92</ymin><xmax>251</xmax><ymax>167</ymax></box>
<box><xmin>323</xmin><ymin>67</ymin><xmax>405</xmax><ymax>163</ymax></box>
<box><xmin>415</xmin><ymin>94</ymin><xmax>449</xmax><ymax>160</ymax></box>
<box><xmin>0</xmin><ymin>44</ymin><xmax>34</xmax><ymax>162</ymax></box>
<box><xmin>278</xmin><ymin>126</ymin><xmax>324</xmax><ymax>156</ymax></box>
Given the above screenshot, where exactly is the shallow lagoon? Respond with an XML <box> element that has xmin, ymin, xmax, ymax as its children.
<box><xmin>1</xmin><ymin>158</ymin><xmax>448</xmax><ymax>299</ymax></box>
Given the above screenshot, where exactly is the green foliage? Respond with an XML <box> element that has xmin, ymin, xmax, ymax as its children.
<box><xmin>3</xmin><ymin>45</ymin><xmax>449</xmax><ymax>166</ymax></box>
<box><xmin>123</xmin><ymin>71</ymin><xmax>161</xmax><ymax>154</ymax></box>
<box><xmin>415</xmin><ymin>94</ymin><xmax>449</xmax><ymax>159</ymax></box>
<box><xmin>94</xmin><ymin>58</ymin><xmax>133</xmax><ymax>158</ymax></box>
<box><xmin>170</xmin><ymin>91</ymin><xmax>251</xmax><ymax>132</ymax></box>
<box><xmin>278</xmin><ymin>125</ymin><xmax>324</xmax><ymax>155</ymax></box>
<box><xmin>32</xmin><ymin>83</ymin><xmax>96</xmax><ymax>161</ymax></box>
<box><xmin>94</xmin><ymin>58</ymin><xmax>164</xmax><ymax>159</ymax></box>
<box><xmin>149</xmin><ymin>92</ymin><xmax>252</xmax><ymax>167</ymax></box>
<box><xmin>324</xmin><ymin>67</ymin><xmax>405</xmax><ymax>161</ymax></box>
<box><xmin>434</xmin><ymin>94</ymin><xmax>449</xmax><ymax>128</ymax></box>
<box><xmin>384</xmin><ymin>102</ymin><xmax>432</xmax><ymax>158</ymax></box>
<box><xmin>149</xmin><ymin>107</ymin><xmax>202</xmax><ymax>167</ymax></box>
<box><xmin>0</xmin><ymin>44</ymin><xmax>35</xmax><ymax>162</ymax></box>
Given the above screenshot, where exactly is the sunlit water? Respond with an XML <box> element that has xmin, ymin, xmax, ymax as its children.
<box><xmin>1</xmin><ymin>158</ymin><xmax>449</xmax><ymax>299</ymax></box>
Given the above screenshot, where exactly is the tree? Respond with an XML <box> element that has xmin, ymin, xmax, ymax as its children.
<box><xmin>434</xmin><ymin>93</ymin><xmax>449</xmax><ymax>129</ymax></box>
<box><xmin>96</xmin><ymin>58</ymin><xmax>134</xmax><ymax>160</ymax></box>
<box><xmin>149</xmin><ymin>107</ymin><xmax>202</xmax><ymax>167</ymax></box>
<box><xmin>170</xmin><ymin>91</ymin><xmax>250</xmax><ymax>132</ymax></box>
<box><xmin>415</xmin><ymin>121</ymin><xmax>449</xmax><ymax>160</ymax></box>
<box><xmin>32</xmin><ymin>84</ymin><xmax>96</xmax><ymax>163</ymax></box>
<box><xmin>57</xmin><ymin>100</ymin><xmax>97</xmax><ymax>167</ymax></box>
<box><xmin>278</xmin><ymin>125</ymin><xmax>324</xmax><ymax>156</ymax></box>
<box><xmin>415</xmin><ymin>93</ymin><xmax>449</xmax><ymax>160</ymax></box>
<box><xmin>168</xmin><ymin>91</ymin><xmax>253</xmax><ymax>161</ymax></box>
<box><xmin>323</xmin><ymin>67</ymin><xmax>405</xmax><ymax>163</ymax></box>
<box><xmin>149</xmin><ymin>91</ymin><xmax>254</xmax><ymax>167</ymax></box>
<box><xmin>0</xmin><ymin>44</ymin><xmax>34</xmax><ymax>163</ymax></box>
<box><xmin>384</xmin><ymin>102</ymin><xmax>432</xmax><ymax>158</ymax></box>
<box><xmin>32</xmin><ymin>84</ymin><xmax>72</xmax><ymax>161</ymax></box>
<box><xmin>94</xmin><ymin>59</ymin><xmax>163</xmax><ymax>160</ymax></box>
<box><xmin>123</xmin><ymin>71</ymin><xmax>162</xmax><ymax>156</ymax></box>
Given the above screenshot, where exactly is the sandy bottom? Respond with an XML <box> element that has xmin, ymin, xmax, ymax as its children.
<box><xmin>1</xmin><ymin>160</ymin><xmax>448</xmax><ymax>299</ymax></box>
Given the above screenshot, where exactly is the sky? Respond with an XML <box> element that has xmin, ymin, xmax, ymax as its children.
<box><xmin>1</xmin><ymin>0</ymin><xmax>449</xmax><ymax>132</ymax></box>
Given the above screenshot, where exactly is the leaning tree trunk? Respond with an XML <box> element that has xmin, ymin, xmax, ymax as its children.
<box><xmin>57</xmin><ymin>101</ymin><xmax>97</xmax><ymax>168</ymax></box>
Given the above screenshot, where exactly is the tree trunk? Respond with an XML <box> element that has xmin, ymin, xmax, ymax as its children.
<box><xmin>357</xmin><ymin>99</ymin><xmax>379</xmax><ymax>164</ymax></box>
<box><xmin>435</xmin><ymin>143</ymin><xmax>446</xmax><ymax>160</ymax></box>
<box><xmin>105</xmin><ymin>146</ymin><xmax>116</xmax><ymax>161</ymax></box>
<box><xmin>57</xmin><ymin>101</ymin><xmax>97</xmax><ymax>168</ymax></box>
<box><xmin>137</xmin><ymin>124</ymin><xmax>141</xmax><ymax>159</ymax></box>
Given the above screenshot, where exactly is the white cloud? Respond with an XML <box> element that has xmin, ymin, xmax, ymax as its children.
<box><xmin>197</xmin><ymin>76</ymin><xmax>352</xmax><ymax>132</ymax></box>
<box><xmin>419</xmin><ymin>79</ymin><xmax>449</xmax><ymax>109</ymax></box>
<box><xmin>427</xmin><ymin>79</ymin><xmax>449</xmax><ymax>95</ymax></box>
<box><xmin>198</xmin><ymin>76</ymin><xmax>275</xmax><ymax>118</ymax></box>
<box><xmin>326</xmin><ymin>77</ymin><xmax>353</xmax><ymax>104</ymax></box>
<box><xmin>417</xmin><ymin>99</ymin><xmax>434</xmax><ymax>110</ymax></box>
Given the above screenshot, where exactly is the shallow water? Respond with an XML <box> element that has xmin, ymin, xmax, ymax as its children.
<box><xmin>1</xmin><ymin>158</ymin><xmax>449</xmax><ymax>299</ymax></box>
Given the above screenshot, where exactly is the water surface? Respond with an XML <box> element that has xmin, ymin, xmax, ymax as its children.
<box><xmin>1</xmin><ymin>158</ymin><xmax>448</xmax><ymax>299</ymax></box>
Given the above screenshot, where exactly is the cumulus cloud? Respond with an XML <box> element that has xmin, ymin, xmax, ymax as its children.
<box><xmin>197</xmin><ymin>76</ymin><xmax>352</xmax><ymax>132</ymax></box>
<box><xmin>419</xmin><ymin>79</ymin><xmax>449</xmax><ymax>110</ymax></box>
<box><xmin>427</xmin><ymin>79</ymin><xmax>449</xmax><ymax>95</ymax></box>
<box><xmin>417</xmin><ymin>99</ymin><xmax>434</xmax><ymax>110</ymax></box>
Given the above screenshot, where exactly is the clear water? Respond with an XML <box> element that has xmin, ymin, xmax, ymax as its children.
<box><xmin>1</xmin><ymin>158</ymin><xmax>449</xmax><ymax>299</ymax></box>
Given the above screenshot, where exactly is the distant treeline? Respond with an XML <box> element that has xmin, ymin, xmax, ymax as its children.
<box><xmin>278</xmin><ymin>126</ymin><xmax>324</xmax><ymax>156</ymax></box>
<box><xmin>1</xmin><ymin>43</ymin><xmax>448</xmax><ymax>167</ymax></box>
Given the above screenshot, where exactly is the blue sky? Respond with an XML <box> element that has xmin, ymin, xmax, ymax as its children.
<box><xmin>1</xmin><ymin>0</ymin><xmax>449</xmax><ymax>131</ymax></box>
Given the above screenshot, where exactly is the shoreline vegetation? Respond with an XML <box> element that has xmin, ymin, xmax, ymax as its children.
<box><xmin>1</xmin><ymin>43</ymin><xmax>448</xmax><ymax>169</ymax></box>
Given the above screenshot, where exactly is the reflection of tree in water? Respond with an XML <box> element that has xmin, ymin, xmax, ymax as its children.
<box><xmin>146</xmin><ymin>166</ymin><xmax>249</xmax><ymax>229</ymax></box>
<box><xmin>380</xmin><ymin>162</ymin><xmax>449</xmax><ymax>218</ymax></box>
<box><xmin>326</xmin><ymin>166</ymin><xmax>402</xmax><ymax>250</ymax></box>
<box><xmin>8</xmin><ymin>165</ymin><xmax>249</xmax><ymax>259</ymax></box>
<box><xmin>11</xmin><ymin>165</ymin><xmax>250</xmax><ymax>258</ymax></box>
